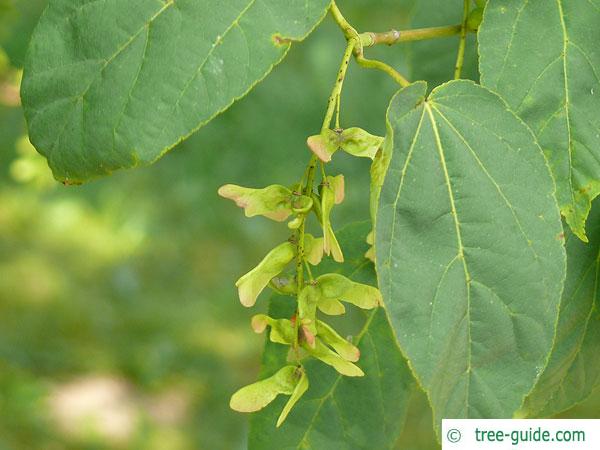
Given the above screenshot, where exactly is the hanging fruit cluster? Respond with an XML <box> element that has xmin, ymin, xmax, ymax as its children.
<box><xmin>218</xmin><ymin>125</ymin><xmax>385</xmax><ymax>426</ymax></box>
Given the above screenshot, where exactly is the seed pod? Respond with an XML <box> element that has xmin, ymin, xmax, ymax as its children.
<box><xmin>251</xmin><ymin>314</ymin><xmax>295</xmax><ymax>344</ymax></box>
<box><xmin>316</xmin><ymin>320</ymin><xmax>360</xmax><ymax>362</ymax></box>
<box><xmin>236</xmin><ymin>242</ymin><xmax>295</xmax><ymax>307</ymax></box>
<box><xmin>304</xmin><ymin>233</ymin><xmax>324</xmax><ymax>266</ymax></box>
<box><xmin>339</xmin><ymin>127</ymin><xmax>384</xmax><ymax>160</ymax></box>
<box><xmin>474</xmin><ymin>0</ymin><xmax>487</xmax><ymax>7</ymax></box>
<box><xmin>270</xmin><ymin>274</ymin><xmax>297</xmax><ymax>296</ymax></box>
<box><xmin>305</xmin><ymin>339</ymin><xmax>364</xmax><ymax>377</ymax></box>
<box><xmin>218</xmin><ymin>184</ymin><xmax>312</xmax><ymax>223</ymax></box>
<box><xmin>306</xmin><ymin>129</ymin><xmax>340</xmax><ymax>162</ymax></box>
<box><xmin>317</xmin><ymin>297</ymin><xmax>346</xmax><ymax>315</ymax></box>
<box><xmin>287</xmin><ymin>216</ymin><xmax>303</xmax><ymax>230</ymax></box>
<box><xmin>310</xmin><ymin>193</ymin><xmax>323</xmax><ymax>222</ymax></box>
<box><xmin>316</xmin><ymin>273</ymin><xmax>382</xmax><ymax>311</ymax></box>
<box><xmin>321</xmin><ymin>175</ymin><xmax>345</xmax><ymax>262</ymax></box>
<box><xmin>291</xmin><ymin>194</ymin><xmax>313</xmax><ymax>214</ymax></box>
<box><xmin>297</xmin><ymin>285</ymin><xmax>319</xmax><ymax>343</ymax></box>
<box><xmin>276</xmin><ymin>367</ymin><xmax>309</xmax><ymax>427</ymax></box>
<box><xmin>307</xmin><ymin>127</ymin><xmax>384</xmax><ymax>162</ymax></box>
<box><xmin>229</xmin><ymin>365</ymin><xmax>298</xmax><ymax>413</ymax></box>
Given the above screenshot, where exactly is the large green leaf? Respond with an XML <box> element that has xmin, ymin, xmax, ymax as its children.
<box><xmin>21</xmin><ymin>0</ymin><xmax>330</xmax><ymax>183</ymax></box>
<box><xmin>376</xmin><ymin>81</ymin><xmax>566</xmax><ymax>429</ymax></box>
<box><xmin>522</xmin><ymin>202</ymin><xmax>600</xmax><ymax>417</ymax></box>
<box><xmin>248</xmin><ymin>222</ymin><xmax>416</xmax><ymax>450</ymax></box>
<box><xmin>479</xmin><ymin>0</ymin><xmax>600</xmax><ymax>241</ymax></box>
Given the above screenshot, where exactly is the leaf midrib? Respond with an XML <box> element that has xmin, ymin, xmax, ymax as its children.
<box><xmin>424</xmin><ymin>102</ymin><xmax>474</xmax><ymax>416</ymax></box>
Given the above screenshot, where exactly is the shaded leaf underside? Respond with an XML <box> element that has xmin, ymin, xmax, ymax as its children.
<box><xmin>523</xmin><ymin>203</ymin><xmax>600</xmax><ymax>417</ymax></box>
<box><xmin>21</xmin><ymin>0</ymin><xmax>330</xmax><ymax>182</ymax></box>
<box><xmin>376</xmin><ymin>80</ymin><xmax>566</xmax><ymax>429</ymax></box>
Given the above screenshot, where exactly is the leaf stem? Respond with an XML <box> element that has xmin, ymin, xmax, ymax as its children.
<box><xmin>293</xmin><ymin>219</ymin><xmax>305</xmax><ymax>351</ymax></box>
<box><xmin>330</xmin><ymin>0</ymin><xmax>359</xmax><ymax>42</ymax></box>
<box><xmin>355</xmin><ymin>55</ymin><xmax>410</xmax><ymax>88</ymax></box>
<box><xmin>330</xmin><ymin>1</ymin><xmax>410</xmax><ymax>87</ymax></box>
<box><xmin>304</xmin><ymin>260</ymin><xmax>314</xmax><ymax>282</ymax></box>
<box><xmin>454</xmin><ymin>0</ymin><xmax>470</xmax><ymax>79</ymax></box>
<box><xmin>321</xmin><ymin>37</ymin><xmax>356</xmax><ymax>132</ymax></box>
<box><xmin>359</xmin><ymin>24</ymin><xmax>464</xmax><ymax>47</ymax></box>
<box><xmin>292</xmin><ymin>30</ymin><xmax>361</xmax><ymax>351</ymax></box>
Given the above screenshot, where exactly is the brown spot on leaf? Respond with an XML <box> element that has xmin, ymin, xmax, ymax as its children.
<box><xmin>272</xmin><ymin>34</ymin><xmax>293</xmax><ymax>47</ymax></box>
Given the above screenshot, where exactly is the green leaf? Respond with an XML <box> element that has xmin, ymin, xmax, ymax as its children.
<box><xmin>249</xmin><ymin>222</ymin><xmax>415</xmax><ymax>449</ymax></box>
<box><xmin>479</xmin><ymin>0</ymin><xmax>600</xmax><ymax>241</ymax></box>
<box><xmin>522</xmin><ymin>202</ymin><xmax>600</xmax><ymax>418</ymax></box>
<box><xmin>376</xmin><ymin>81</ymin><xmax>566</xmax><ymax>429</ymax></box>
<box><xmin>21</xmin><ymin>0</ymin><xmax>330</xmax><ymax>183</ymax></box>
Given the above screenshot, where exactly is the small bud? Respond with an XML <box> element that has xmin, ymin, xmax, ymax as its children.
<box><xmin>297</xmin><ymin>285</ymin><xmax>319</xmax><ymax>338</ymax></box>
<box><xmin>270</xmin><ymin>274</ymin><xmax>297</xmax><ymax>295</ymax></box>
<box><xmin>301</xmin><ymin>324</ymin><xmax>316</xmax><ymax>348</ymax></box>
<box><xmin>236</xmin><ymin>242</ymin><xmax>295</xmax><ymax>307</ymax></box>
<box><xmin>291</xmin><ymin>195</ymin><xmax>313</xmax><ymax>214</ymax></box>
<box><xmin>287</xmin><ymin>216</ymin><xmax>303</xmax><ymax>230</ymax></box>
<box><xmin>339</xmin><ymin>127</ymin><xmax>384</xmax><ymax>160</ymax></box>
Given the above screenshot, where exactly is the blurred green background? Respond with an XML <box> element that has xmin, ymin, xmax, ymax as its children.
<box><xmin>0</xmin><ymin>1</ymin><xmax>597</xmax><ymax>449</ymax></box>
